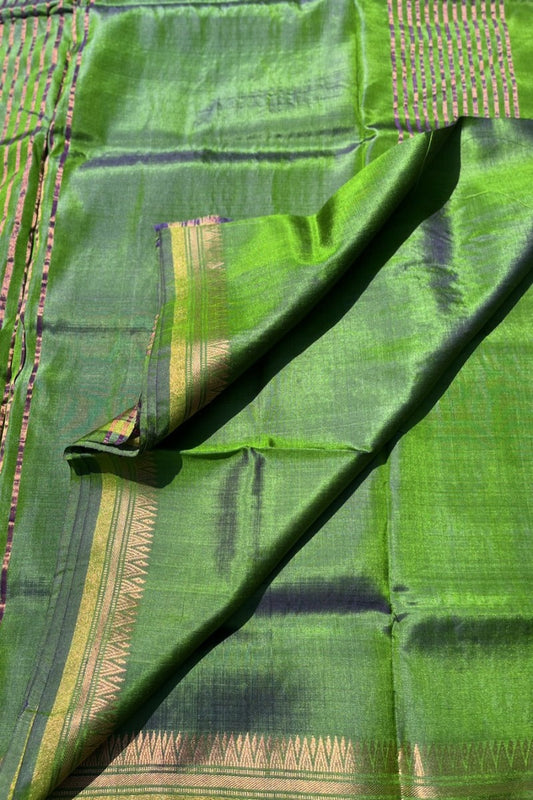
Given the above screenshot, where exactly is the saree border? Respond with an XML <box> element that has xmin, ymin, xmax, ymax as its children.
<box><xmin>30</xmin><ymin>455</ymin><xmax>158</xmax><ymax>792</ymax></box>
<box><xmin>3</xmin><ymin>454</ymin><xmax>158</xmax><ymax>799</ymax></box>
<box><xmin>142</xmin><ymin>216</ymin><xmax>230</xmax><ymax>447</ymax></box>
<box><xmin>51</xmin><ymin>731</ymin><xmax>533</xmax><ymax>799</ymax></box>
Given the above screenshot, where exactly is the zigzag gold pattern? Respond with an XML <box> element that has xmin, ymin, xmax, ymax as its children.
<box><xmin>79</xmin><ymin>731</ymin><xmax>533</xmax><ymax>777</ymax></box>
<box><xmin>82</xmin><ymin>731</ymin><xmax>394</xmax><ymax>775</ymax></box>
<box><xmin>83</xmin><ymin>461</ymin><xmax>158</xmax><ymax>737</ymax></box>
<box><xmin>53</xmin><ymin>732</ymin><xmax>400</xmax><ymax>799</ymax></box>
<box><xmin>53</xmin><ymin>731</ymin><xmax>533</xmax><ymax>799</ymax></box>
<box><xmin>44</xmin><ymin>457</ymin><xmax>158</xmax><ymax>788</ymax></box>
<box><xmin>398</xmin><ymin>738</ymin><xmax>533</xmax><ymax>776</ymax></box>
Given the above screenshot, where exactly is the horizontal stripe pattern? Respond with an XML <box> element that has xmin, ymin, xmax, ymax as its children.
<box><xmin>51</xmin><ymin>732</ymin><xmax>533</xmax><ymax>799</ymax></box>
<box><xmin>54</xmin><ymin>732</ymin><xmax>399</xmax><ymax>799</ymax></box>
<box><xmin>388</xmin><ymin>0</ymin><xmax>519</xmax><ymax>140</ymax></box>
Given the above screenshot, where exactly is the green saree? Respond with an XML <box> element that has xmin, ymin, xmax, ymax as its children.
<box><xmin>0</xmin><ymin>2</ymin><xmax>532</xmax><ymax>799</ymax></box>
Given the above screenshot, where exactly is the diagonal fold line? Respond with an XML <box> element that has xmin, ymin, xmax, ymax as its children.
<box><xmin>3</xmin><ymin>117</ymin><xmax>533</xmax><ymax>800</ymax></box>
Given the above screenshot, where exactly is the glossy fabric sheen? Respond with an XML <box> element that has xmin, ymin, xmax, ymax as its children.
<box><xmin>0</xmin><ymin>2</ymin><xmax>531</xmax><ymax>800</ymax></box>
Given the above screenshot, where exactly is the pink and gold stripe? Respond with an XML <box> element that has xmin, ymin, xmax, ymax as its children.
<box><xmin>388</xmin><ymin>0</ymin><xmax>520</xmax><ymax>139</ymax></box>
<box><xmin>0</xmin><ymin>7</ymin><xmax>64</xmax><ymax>472</ymax></box>
<box><xmin>0</xmin><ymin>0</ymin><xmax>92</xmax><ymax>623</ymax></box>
<box><xmin>432</xmin><ymin>0</ymin><xmax>450</xmax><ymax>125</ymax></box>
<box><xmin>498</xmin><ymin>0</ymin><xmax>519</xmax><ymax>116</ymax></box>
<box><xmin>490</xmin><ymin>0</ymin><xmax>510</xmax><ymax>116</ymax></box>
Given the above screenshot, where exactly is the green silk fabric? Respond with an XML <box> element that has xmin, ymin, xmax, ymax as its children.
<box><xmin>0</xmin><ymin>2</ymin><xmax>532</xmax><ymax>799</ymax></box>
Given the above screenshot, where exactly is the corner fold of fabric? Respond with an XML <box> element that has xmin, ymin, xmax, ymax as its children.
<box><xmin>66</xmin><ymin>125</ymin><xmax>450</xmax><ymax>460</ymax></box>
<box><xmin>5</xmin><ymin>118</ymin><xmax>533</xmax><ymax>800</ymax></box>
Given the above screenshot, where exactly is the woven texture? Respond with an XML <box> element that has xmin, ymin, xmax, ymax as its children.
<box><xmin>0</xmin><ymin>3</ymin><xmax>532</xmax><ymax>799</ymax></box>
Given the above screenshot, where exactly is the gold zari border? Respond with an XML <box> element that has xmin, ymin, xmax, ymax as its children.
<box><xmin>51</xmin><ymin>732</ymin><xmax>533</xmax><ymax>799</ymax></box>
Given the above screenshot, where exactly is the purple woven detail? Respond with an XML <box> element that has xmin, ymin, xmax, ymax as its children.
<box><xmin>415</xmin><ymin>0</ymin><xmax>431</xmax><ymax>130</ymax></box>
<box><xmin>388</xmin><ymin>0</ymin><xmax>404</xmax><ymax>140</ymax></box>
<box><xmin>451</xmin><ymin>0</ymin><xmax>470</xmax><ymax>116</ymax></box>
<box><xmin>179</xmin><ymin>215</ymin><xmax>231</xmax><ymax>227</ymax></box>
<box><xmin>396</xmin><ymin>0</ymin><xmax>415</xmax><ymax>136</ymax></box>
<box><xmin>442</xmin><ymin>1</ymin><xmax>460</xmax><ymax>119</ymax></box>
<box><xmin>471</xmin><ymin>1</ymin><xmax>490</xmax><ymax>116</ymax></box>
<box><xmin>104</xmin><ymin>428</ymin><xmax>136</xmax><ymax>448</ymax></box>
<box><xmin>0</xmin><ymin>11</ymin><xmax>24</xmax><ymax>110</ymax></box>
<box><xmin>461</xmin><ymin>0</ymin><xmax>479</xmax><ymax>115</ymax></box>
<box><xmin>479</xmin><ymin>0</ymin><xmax>500</xmax><ymax>116</ymax></box>
<box><xmin>101</xmin><ymin>406</ymin><xmax>139</xmax><ymax>447</ymax></box>
<box><xmin>424</xmin><ymin>1</ymin><xmax>440</xmax><ymax>128</ymax></box>
<box><xmin>433</xmin><ymin>0</ymin><xmax>450</xmax><ymax>125</ymax></box>
<box><xmin>37</xmin><ymin>9</ymin><xmax>66</xmax><ymax>129</ymax></box>
<box><xmin>498</xmin><ymin>0</ymin><xmax>519</xmax><ymax>116</ymax></box>
<box><xmin>0</xmin><ymin>15</ymin><xmax>15</xmax><ymax>101</ymax></box>
<box><xmin>490</xmin><ymin>0</ymin><xmax>511</xmax><ymax>116</ymax></box>
<box><xmin>406</xmin><ymin>0</ymin><xmax>424</xmax><ymax>132</ymax></box>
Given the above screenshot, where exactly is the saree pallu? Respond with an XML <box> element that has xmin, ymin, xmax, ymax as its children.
<box><xmin>0</xmin><ymin>2</ymin><xmax>532</xmax><ymax>799</ymax></box>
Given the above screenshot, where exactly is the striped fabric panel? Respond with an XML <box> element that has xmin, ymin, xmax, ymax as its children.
<box><xmin>0</xmin><ymin>0</ymin><xmax>89</xmax><ymax>624</ymax></box>
<box><xmin>53</xmin><ymin>733</ymin><xmax>399</xmax><ymax>799</ymax></box>
<box><xmin>24</xmin><ymin>455</ymin><xmax>158</xmax><ymax>797</ymax></box>
<box><xmin>144</xmin><ymin>216</ymin><xmax>230</xmax><ymax>445</ymax></box>
<box><xmin>101</xmin><ymin>405</ymin><xmax>139</xmax><ymax>447</ymax></box>
<box><xmin>0</xmin><ymin>8</ymin><xmax>54</xmax><ymax>314</ymax></box>
<box><xmin>388</xmin><ymin>0</ymin><xmax>520</xmax><ymax>141</ymax></box>
<box><xmin>66</xmin><ymin>405</ymin><xmax>141</xmax><ymax>453</ymax></box>
<box><xmin>0</xmin><ymin>9</ymin><xmax>64</xmax><ymax>471</ymax></box>
<box><xmin>51</xmin><ymin>732</ymin><xmax>533</xmax><ymax>799</ymax></box>
<box><xmin>176</xmin><ymin>222</ymin><xmax>230</xmax><ymax>422</ymax></box>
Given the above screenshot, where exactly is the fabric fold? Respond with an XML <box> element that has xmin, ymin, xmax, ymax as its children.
<box><xmin>66</xmin><ymin>127</ymin><xmax>447</xmax><ymax>458</ymax></box>
<box><xmin>3</xmin><ymin>117</ymin><xmax>533</xmax><ymax>800</ymax></box>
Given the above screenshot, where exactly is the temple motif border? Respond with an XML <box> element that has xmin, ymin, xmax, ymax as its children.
<box><xmin>50</xmin><ymin>731</ymin><xmax>533</xmax><ymax>799</ymax></box>
<box><xmin>10</xmin><ymin>456</ymin><xmax>159</xmax><ymax>799</ymax></box>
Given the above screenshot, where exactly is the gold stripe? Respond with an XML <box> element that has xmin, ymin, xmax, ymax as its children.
<box><xmin>63</xmin><ymin>480</ymin><xmax>133</xmax><ymax>748</ymax></box>
<box><xmin>54</xmin><ymin>732</ymin><xmax>533</xmax><ymax>799</ymax></box>
<box><xmin>33</xmin><ymin>459</ymin><xmax>157</xmax><ymax>792</ymax></box>
<box><xmin>187</xmin><ymin>226</ymin><xmax>204</xmax><ymax>417</ymax></box>
<box><xmin>169</xmin><ymin>225</ymin><xmax>188</xmax><ymax>428</ymax></box>
<box><xmin>399</xmin><ymin>744</ymin><xmax>438</xmax><ymax>799</ymax></box>
<box><xmin>77</xmin><ymin>732</ymin><xmax>394</xmax><ymax>775</ymax></box>
<box><xmin>58</xmin><ymin>466</ymin><xmax>157</xmax><ymax>778</ymax></box>
<box><xmin>201</xmin><ymin>226</ymin><xmax>229</xmax><ymax>408</ymax></box>
<box><xmin>32</xmin><ymin>472</ymin><xmax>118</xmax><ymax>794</ymax></box>
<box><xmin>105</xmin><ymin>406</ymin><xmax>137</xmax><ymax>441</ymax></box>
<box><xmin>58</xmin><ymin>769</ymin><xmax>387</xmax><ymax>798</ymax></box>
<box><xmin>167</xmin><ymin>223</ymin><xmax>229</xmax><ymax>432</ymax></box>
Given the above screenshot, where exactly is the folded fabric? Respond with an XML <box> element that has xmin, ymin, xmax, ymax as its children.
<box><xmin>0</xmin><ymin>2</ymin><xmax>532</xmax><ymax>799</ymax></box>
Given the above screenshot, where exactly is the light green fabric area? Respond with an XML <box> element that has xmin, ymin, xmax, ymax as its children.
<box><xmin>0</xmin><ymin>2</ymin><xmax>531</xmax><ymax>799</ymax></box>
